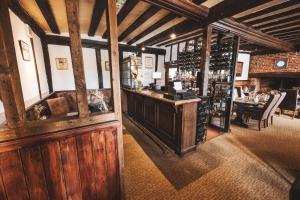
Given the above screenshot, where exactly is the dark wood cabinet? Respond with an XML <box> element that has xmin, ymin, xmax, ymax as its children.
<box><xmin>123</xmin><ymin>89</ymin><xmax>201</xmax><ymax>155</ymax></box>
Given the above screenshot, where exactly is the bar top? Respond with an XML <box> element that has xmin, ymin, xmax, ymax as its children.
<box><xmin>123</xmin><ymin>88</ymin><xmax>201</xmax><ymax>106</ymax></box>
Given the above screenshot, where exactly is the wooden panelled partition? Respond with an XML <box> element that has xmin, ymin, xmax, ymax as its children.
<box><xmin>0</xmin><ymin>122</ymin><xmax>120</xmax><ymax>200</ymax></box>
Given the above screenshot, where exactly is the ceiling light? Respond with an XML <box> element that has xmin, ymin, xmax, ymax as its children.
<box><xmin>170</xmin><ymin>33</ymin><xmax>176</xmax><ymax>39</ymax></box>
<box><xmin>141</xmin><ymin>47</ymin><xmax>146</xmax><ymax>51</ymax></box>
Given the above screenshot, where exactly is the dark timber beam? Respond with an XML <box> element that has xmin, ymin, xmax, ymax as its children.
<box><xmin>35</xmin><ymin>0</ymin><xmax>60</xmax><ymax>34</ymax></box>
<box><xmin>236</xmin><ymin>0</ymin><xmax>298</xmax><ymax>22</ymax></box>
<box><xmin>206</xmin><ymin>0</ymin><xmax>272</xmax><ymax>25</ymax></box>
<box><xmin>102</xmin><ymin>0</ymin><xmax>138</xmax><ymax>38</ymax></box>
<box><xmin>127</xmin><ymin>13</ymin><xmax>177</xmax><ymax>45</ymax></box>
<box><xmin>139</xmin><ymin>20</ymin><xmax>199</xmax><ymax>46</ymax></box>
<box><xmin>0</xmin><ymin>0</ymin><xmax>26</xmax><ymax>128</ymax></box>
<box><xmin>142</xmin><ymin>0</ymin><xmax>209</xmax><ymax>21</ymax></box>
<box><xmin>41</xmin><ymin>39</ymin><xmax>53</xmax><ymax>93</ymax></box>
<box><xmin>266</xmin><ymin>26</ymin><xmax>300</xmax><ymax>35</ymax></box>
<box><xmin>105</xmin><ymin>1</ymin><xmax>124</xmax><ymax>197</ymax></box>
<box><xmin>45</xmin><ymin>35</ymin><xmax>166</xmax><ymax>55</ymax></box>
<box><xmin>212</xmin><ymin>18</ymin><xmax>295</xmax><ymax>52</ymax></box>
<box><xmin>158</xmin><ymin>30</ymin><xmax>203</xmax><ymax>46</ymax></box>
<box><xmin>263</xmin><ymin>21</ymin><xmax>300</xmax><ymax>33</ymax></box>
<box><xmin>88</xmin><ymin>0</ymin><xmax>106</xmax><ymax>36</ymax></box>
<box><xmin>119</xmin><ymin>5</ymin><xmax>160</xmax><ymax>41</ymax></box>
<box><xmin>65</xmin><ymin>0</ymin><xmax>89</xmax><ymax>117</ymax></box>
<box><xmin>8</xmin><ymin>0</ymin><xmax>45</xmax><ymax>37</ymax></box>
<box><xmin>199</xmin><ymin>25</ymin><xmax>212</xmax><ymax>96</ymax></box>
<box><xmin>254</xmin><ymin>15</ymin><xmax>300</xmax><ymax>30</ymax></box>
<box><xmin>245</xmin><ymin>7</ymin><xmax>300</xmax><ymax>27</ymax></box>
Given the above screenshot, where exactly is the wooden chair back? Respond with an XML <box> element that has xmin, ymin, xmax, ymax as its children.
<box><xmin>268</xmin><ymin>92</ymin><xmax>286</xmax><ymax>118</ymax></box>
<box><xmin>261</xmin><ymin>94</ymin><xmax>280</xmax><ymax>121</ymax></box>
<box><xmin>279</xmin><ymin>89</ymin><xmax>299</xmax><ymax>111</ymax></box>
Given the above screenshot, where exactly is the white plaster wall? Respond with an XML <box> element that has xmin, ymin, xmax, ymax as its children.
<box><xmin>10</xmin><ymin>10</ymin><xmax>41</xmax><ymax>107</ymax></box>
<box><xmin>48</xmin><ymin>45</ymin><xmax>76</xmax><ymax>91</ymax></box>
<box><xmin>141</xmin><ymin>53</ymin><xmax>156</xmax><ymax>86</ymax></box>
<box><xmin>156</xmin><ymin>55</ymin><xmax>166</xmax><ymax>86</ymax></box>
<box><xmin>171</xmin><ymin>44</ymin><xmax>178</xmax><ymax>61</ymax></box>
<box><xmin>82</xmin><ymin>48</ymin><xmax>99</xmax><ymax>89</ymax></box>
<box><xmin>32</xmin><ymin>33</ymin><xmax>49</xmax><ymax>96</ymax></box>
<box><xmin>165</xmin><ymin>46</ymin><xmax>171</xmax><ymax>62</ymax></box>
<box><xmin>236</xmin><ymin>53</ymin><xmax>250</xmax><ymax>81</ymax></box>
<box><xmin>100</xmin><ymin>49</ymin><xmax>111</xmax><ymax>88</ymax></box>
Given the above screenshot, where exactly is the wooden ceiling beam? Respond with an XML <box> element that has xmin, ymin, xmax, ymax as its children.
<box><xmin>254</xmin><ymin>15</ymin><xmax>300</xmax><ymax>30</ymax></box>
<box><xmin>142</xmin><ymin>0</ymin><xmax>209</xmax><ymax>21</ymax></box>
<box><xmin>158</xmin><ymin>30</ymin><xmax>203</xmax><ymax>46</ymax></box>
<box><xmin>273</xmin><ymin>30</ymin><xmax>300</xmax><ymax>37</ymax></box>
<box><xmin>127</xmin><ymin>13</ymin><xmax>177</xmax><ymax>45</ymax></box>
<box><xmin>236</xmin><ymin>1</ymin><xmax>299</xmax><ymax>22</ymax></box>
<box><xmin>102</xmin><ymin>0</ymin><xmax>138</xmax><ymax>38</ymax></box>
<box><xmin>35</xmin><ymin>0</ymin><xmax>60</xmax><ymax>34</ymax></box>
<box><xmin>88</xmin><ymin>0</ymin><xmax>106</xmax><ymax>36</ymax></box>
<box><xmin>263</xmin><ymin>21</ymin><xmax>300</xmax><ymax>33</ymax></box>
<box><xmin>8</xmin><ymin>0</ymin><xmax>45</xmax><ymax>37</ymax></box>
<box><xmin>266</xmin><ymin>26</ymin><xmax>300</xmax><ymax>35</ymax></box>
<box><xmin>245</xmin><ymin>7</ymin><xmax>300</xmax><ymax>27</ymax></box>
<box><xmin>212</xmin><ymin>18</ymin><xmax>295</xmax><ymax>52</ymax></box>
<box><xmin>205</xmin><ymin>0</ymin><xmax>272</xmax><ymax>25</ymax></box>
<box><xmin>138</xmin><ymin>20</ymin><xmax>199</xmax><ymax>46</ymax></box>
<box><xmin>119</xmin><ymin>5</ymin><xmax>160</xmax><ymax>41</ymax></box>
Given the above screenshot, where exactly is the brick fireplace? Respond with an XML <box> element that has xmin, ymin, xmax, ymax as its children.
<box><xmin>235</xmin><ymin>52</ymin><xmax>300</xmax><ymax>91</ymax></box>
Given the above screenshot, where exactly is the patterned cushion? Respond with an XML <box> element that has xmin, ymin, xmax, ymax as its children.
<box><xmin>46</xmin><ymin>97</ymin><xmax>69</xmax><ymax>117</ymax></box>
<box><xmin>56</xmin><ymin>92</ymin><xmax>78</xmax><ymax>112</ymax></box>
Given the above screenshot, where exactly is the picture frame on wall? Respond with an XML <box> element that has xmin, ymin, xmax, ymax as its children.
<box><xmin>236</xmin><ymin>62</ymin><xmax>244</xmax><ymax>77</ymax></box>
<box><xmin>274</xmin><ymin>58</ymin><xmax>288</xmax><ymax>69</ymax></box>
<box><xmin>55</xmin><ymin>58</ymin><xmax>68</xmax><ymax>70</ymax></box>
<box><xmin>19</xmin><ymin>40</ymin><xmax>31</xmax><ymax>61</ymax></box>
<box><xmin>105</xmin><ymin>61</ymin><xmax>110</xmax><ymax>71</ymax></box>
<box><xmin>145</xmin><ymin>57</ymin><xmax>153</xmax><ymax>69</ymax></box>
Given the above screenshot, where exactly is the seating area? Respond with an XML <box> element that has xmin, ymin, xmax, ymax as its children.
<box><xmin>233</xmin><ymin>89</ymin><xmax>297</xmax><ymax>131</ymax></box>
<box><xmin>26</xmin><ymin>89</ymin><xmax>112</xmax><ymax>121</ymax></box>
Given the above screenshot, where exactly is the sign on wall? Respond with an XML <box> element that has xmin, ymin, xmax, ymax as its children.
<box><xmin>55</xmin><ymin>58</ymin><xmax>68</xmax><ymax>70</ymax></box>
<box><xmin>274</xmin><ymin>58</ymin><xmax>288</xmax><ymax>69</ymax></box>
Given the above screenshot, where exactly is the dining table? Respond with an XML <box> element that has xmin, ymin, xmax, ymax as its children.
<box><xmin>232</xmin><ymin>98</ymin><xmax>265</xmax><ymax>128</ymax></box>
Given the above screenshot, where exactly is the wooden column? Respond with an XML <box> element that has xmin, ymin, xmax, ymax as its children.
<box><xmin>95</xmin><ymin>48</ymin><xmax>103</xmax><ymax>89</ymax></box>
<box><xmin>65</xmin><ymin>0</ymin><xmax>89</xmax><ymax>117</ymax></box>
<box><xmin>0</xmin><ymin>0</ymin><xmax>25</xmax><ymax>128</ymax></box>
<box><xmin>106</xmin><ymin>0</ymin><xmax>124</xmax><ymax>199</ymax></box>
<box><xmin>41</xmin><ymin>39</ymin><xmax>53</xmax><ymax>93</ymax></box>
<box><xmin>199</xmin><ymin>25</ymin><xmax>212</xmax><ymax>96</ymax></box>
<box><xmin>225</xmin><ymin>35</ymin><xmax>240</xmax><ymax>132</ymax></box>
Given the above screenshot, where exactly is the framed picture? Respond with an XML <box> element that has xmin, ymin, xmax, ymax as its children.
<box><xmin>55</xmin><ymin>58</ymin><xmax>68</xmax><ymax>70</ymax></box>
<box><xmin>145</xmin><ymin>57</ymin><xmax>153</xmax><ymax>69</ymax></box>
<box><xmin>19</xmin><ymin>40</ymin><xmax>31</xmax><ymax>61</ymax></box>
<box><xmin>274</xmin><ymin>58</ymin><xmax>288</xmax><ymax>69</ymax></box>
<box><xmin>236</xmin><ymin>62</ymin><xmax>243</xmax><ymax>77</ymax></box>
<box><xmin>105</xmin><ymin>61</ymin><xmax>110</xmax><ymax>71</ymax></box>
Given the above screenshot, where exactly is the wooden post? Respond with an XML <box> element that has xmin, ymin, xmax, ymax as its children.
<box><xmin>41</xmin><ymin>39</ymin><xmax>53</xmax><ymax>93</ymax></box>
<box><xmin>106</xmin><ymin>0</ymin><xmax>124</xmax><ymax>199</ymax></box>
<box><xmin>0</xmin><ymin>0</ymin><xmax>25</xmax><ymax>128</ymax></box>
<box><xmin>65</xmin><ymin>0</ymin><xmax>89</xmax><ymax>117</ymax></box>
<box><xmin>199</xmin><ymin>25</ymin><xmax>212</xmax><ymax>96</ymax></box>
<box><xmin>95</xmin><ymin>48</ymin><xmax>103</xmax><ymax>89</ymax></box>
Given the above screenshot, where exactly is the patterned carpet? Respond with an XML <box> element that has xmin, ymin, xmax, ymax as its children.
<box><xmin>122</xmin><ymin>115</ymin><xmax>300</xmax><ymax>200</ymax></box>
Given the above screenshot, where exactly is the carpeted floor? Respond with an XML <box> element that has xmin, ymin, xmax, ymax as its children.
<box><xmin>122</xmin><ymin>115</ymin><xmax>300</xmax><ymax>200</ymax></box>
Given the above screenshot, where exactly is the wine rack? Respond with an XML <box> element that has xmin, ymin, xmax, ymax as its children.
<box><xmin>196</xmin><ymin>96</ymin><xmax>210</xmax><ymax>143</ymax></box>
<box><xmin>177</xmin><ymin>38</ymin><xmax>202</xmax><ymax>90</ymax></box>
<box><xmin>208</xmin><ymin>33</ymin><xmax>239</xmax><ymax>132</ymax></box>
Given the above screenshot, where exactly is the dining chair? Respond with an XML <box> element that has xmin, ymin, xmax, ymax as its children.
<box><xmin>267</xmin><ymin>92</ymin><xmax>286</xmax><ymax>126</ymax></box>
<box><xmin>279</xmin><ymin>89</ymin><xmax>300</xmax><ymax>119</ymax></box>
<box><xmin>244</xmin><ymin>94</ymin><xmax>280</xmax><ymax>131</ymax></box>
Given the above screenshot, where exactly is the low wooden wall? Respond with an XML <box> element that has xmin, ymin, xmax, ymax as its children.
<box><xmin>0</xmin><ymin>122</ymin><xmax>120</xmax><ymax>200</ymax></box>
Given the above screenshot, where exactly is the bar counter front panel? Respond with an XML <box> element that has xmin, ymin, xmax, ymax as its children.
<box><xmin>123</xmin><ymin>89</ymin><xmax>201</xmax><ymax>155</ymax></box>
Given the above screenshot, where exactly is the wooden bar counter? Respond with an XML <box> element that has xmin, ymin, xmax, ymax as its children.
<box><xmin>122</xmin><ymin>89</ymin><xmax>201</xmax><ymax>155</ymax></box>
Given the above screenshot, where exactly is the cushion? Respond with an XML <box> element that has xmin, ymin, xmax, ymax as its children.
<box><xmin>56</xmin><ymin>92</ymin><xmax>78</xmax><ymax>112</ymax></box>
<box><xmin>46</xmin><ymin>97</ymin><xmax>69</xmax><ymax>117</ymax></box>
